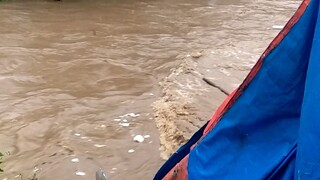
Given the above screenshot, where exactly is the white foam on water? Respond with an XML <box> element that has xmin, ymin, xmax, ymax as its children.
<box><xmin>94</xmin><ymin>144</ymin><xmax>107</xmax><ymax>148</ymax></box>
<box><xmin>75</xmin><ymin>171</ymin><xmax>86</xmax><ymax>176</ymax></box>
<box><xmin>121</xmin><ymin>113</ymin><xmax>140</xmax><ymax>118</ymax></box>
<box><xmin>71</xmin><ymin>158</ymin><xmax>79</xmax><ymax>163</ymax></box>
<box><xmin>33</xmin><ymin>167</ymin><xmax>40</xmax><ymax>172</ymax></box>
<box><xmin>119</xmin><ymin>122</ymin><xmax>130</xmax><ymax>127</ymax></box>
<box><xmin>129</xmin><ymin>113</ymin><xmax>140</xmax><ymax>117</ymax></box>
<box><xmin>133</xmin><ymin>135</ymin><xmax>144</xmax><ymax>143</ymax></box>
<box><xmin>272</xmin><ymin>25</ymin><xmax>284</xmax><ymax>30</ymax></box>
<box><xmin>128</xmin><ymin>149</ymin><xmax>135</xmax><ymax>153</ymax></box>
<box><xmin>144</xmin><ymin>135</ymin><xmax>150</xmax><ymax>138</ymax></box>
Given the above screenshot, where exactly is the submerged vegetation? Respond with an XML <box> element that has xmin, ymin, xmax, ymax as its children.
<box><xmin>0</xmin><ymin>152</ymin><xmax>38</xmax><ymax>180</ymax></box>
<box><xmin>0</xmin><ymin>152</ymin><xmax>4</xmax><ymax>173</ymax></box>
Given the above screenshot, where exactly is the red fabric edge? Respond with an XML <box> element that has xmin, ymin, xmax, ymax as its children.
<box><xmin>163</xmin><ymin>155</ymin><xmax>189</xmax><ymax>180</ymax></box>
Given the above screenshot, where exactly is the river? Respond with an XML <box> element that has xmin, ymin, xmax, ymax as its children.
<box><xmin>0</xmin><ymin>0</ymin><xmax>299</xmax><ymax>179</ymax></box>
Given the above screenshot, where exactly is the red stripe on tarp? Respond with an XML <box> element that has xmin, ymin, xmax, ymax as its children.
<box><xmin>163</xmin><ymin>155</ymin><xmax>189</xmax><ymax>180</ymax></box>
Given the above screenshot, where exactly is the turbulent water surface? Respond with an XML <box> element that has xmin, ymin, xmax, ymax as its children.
<box><xmin>0</xmin><ymin>0</ymin><xmax>299</xmax><ymax>179</ymax></box>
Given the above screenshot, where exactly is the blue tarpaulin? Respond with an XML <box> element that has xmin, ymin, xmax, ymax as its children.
<box><xmin>155</xmin><ymin>0</ymin><xmax>320</xmax><ymax>179</ymax></box>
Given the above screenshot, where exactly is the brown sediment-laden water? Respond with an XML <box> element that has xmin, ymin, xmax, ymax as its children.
<box><xmin>0</xmin><ymin>0</ymin><xmax>299</xmax><ymax>179</ymax></box>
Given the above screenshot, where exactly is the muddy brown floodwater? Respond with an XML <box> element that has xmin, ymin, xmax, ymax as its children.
<box><xmin>0</xmin><ymin>0</ymin><xmax>299</xmax><ymax>179</ymax></box>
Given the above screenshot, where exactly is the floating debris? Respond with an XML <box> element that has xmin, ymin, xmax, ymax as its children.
<box><xmin>272</xmin><ymin>25</ymin><xmax>284</xmax><ymax>30</ymax></box>
<box><xmin>129</xmin><ymin>113</ymin><xmax>140</xmax><ymax>117</ymax></box>
<box><xmin>133</xmin><ymin>135</ymin><xmax>144</xmax><ymax>143</ymax></box>
<box><xmin>128</xmin><ymin>149</ymin><xmax>135</xmax><ymax>153</ymax></box>
<box><xmin>144</xmin><ymin>135</ymin><xmax>151</xmax><ymax>139</ymax></box>
<box><xmin>202</xmin><ymin>77</ymin><xmax>230</xmax><ymax>96</ymax></box>
<box><xmin>71</xmin><ymin>158</ymin><xmax>80</xmax><ymax>163</ymax></box>
<box><xmin>119</xmin><ymin>122</ymin><xmax>130</xmax><ymax>127</ymax></box>
<box><xmin>74</xmin><ymin>133</ymin><xmax>81</xmax><ymax>136</ymax></box>
<box><xmin>191</xmin><ymin>52</ymin><xmax>202</xmax><ymax>58</ymax></box>
<box><xmin>113</xmin><ymin>119</ymin><xmax>121</xmax><ymax>122</ymax></box>
<box><xmin>94</xmin><ymin>144</ymin><xmax>107</xmax><ymax>148</ymax></box>
<box><xmin>75</xmin><ymin>171</ymin><xmax>86</xmax><ymax>176</ymax></box>
<box><xmin>14</xmin><ymin>175</ymin><xmax>22</xmax><ymax>178</ymax></box>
